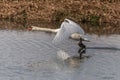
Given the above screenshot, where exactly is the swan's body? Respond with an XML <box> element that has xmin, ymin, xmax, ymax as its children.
<box><xmin>52</xmin><ymin>19</ymin><xmax>89</xmax><ymax>43</ymax></box>
<box><xmin>31</xmin><ymin>19</ymin><xmax>89</xmax><ymax>60</ymax></box>
<box><xmin>31</xmin><ymin>19</ymin><xmax>89</xmax><ymax>41</ymax></box>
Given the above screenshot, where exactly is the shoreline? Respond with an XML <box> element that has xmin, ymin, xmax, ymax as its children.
<box><xmin>0</xmin><ymin>19</ymin><xmax>119</xmax><ymax>35</ymax></box>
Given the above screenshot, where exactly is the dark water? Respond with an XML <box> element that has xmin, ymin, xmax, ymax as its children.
<box><xmin>0</xmin><ymin>21</ymin><xmax>120</xmax><ymax>80</ymax></box>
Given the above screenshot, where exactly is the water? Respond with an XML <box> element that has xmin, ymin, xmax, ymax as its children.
<box><xmin>0</xmin><ymin>21</ymin><xmax>120</xmax><ymax>80</ymax></box>
<box><xmin>0</xmin><ymin>30</ymin><xmax>78</xmax><ymax>80</ymax></box>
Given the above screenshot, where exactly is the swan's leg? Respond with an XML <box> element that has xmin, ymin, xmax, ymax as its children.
<box><xmin>78</xmin><ymin>48</ymin><xmax>86</xmax><ymax>59</ymax></box>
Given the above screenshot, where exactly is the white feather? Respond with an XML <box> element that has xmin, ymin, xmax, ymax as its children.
<box><xmin>64</xmin><ymin>18</ymin><xmax>85</xmax><ymax>34</ymax></box>
<box><xmin>53</xmin><ymin>19</ymin><xmax>86</xmax><ymax>43</ymax></box>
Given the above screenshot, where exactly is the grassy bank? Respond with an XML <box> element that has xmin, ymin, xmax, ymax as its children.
<box><xmin>0</xmin><ymin>0</ymin><xmax>120</xmax><ymax>25</ymax></box>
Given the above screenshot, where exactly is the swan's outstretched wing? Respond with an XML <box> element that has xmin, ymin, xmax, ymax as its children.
<box><xmin>65</xmin><ymin>18</ymin><xmax>85</xmax><ymax>34</ymax></box>
<box><xmin>53</xmin><ymin>19</ymin><xmax>85</xmax><ymax>43</ymax></box>
<box><xmin>52</xmin><ymin>22</ymin><xmax>68</xmax><ymax>43</ymax></box>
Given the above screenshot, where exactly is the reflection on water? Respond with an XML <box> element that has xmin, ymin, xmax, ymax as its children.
<box><xmin>0</xmin><ymin>21</ymin><xmax>120</xmax><ymax>80</ymax></box>
<box><xmin>0</xmin><ymin>20</ymin><xmax>56</xmax><ymax>30</ymax></box>
<box><xmin>0</xmin><ymin>30</ymin><xmax>80</xmax><ymax>80</ymax></box>
<box><xmin>81</xmin><ymin>22</ymin><xmax>120</xmax><ymax>35</ymax></box>
<box><xmin>0</xmin><ymin>20</ymin><xmax>119</xmax><ymax>35</ymax></box>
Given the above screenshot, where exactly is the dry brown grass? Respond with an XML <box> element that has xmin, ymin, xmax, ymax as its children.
<box><xmin>0</xmin><ymin>0</ymin><xmax>119</xmax><ymax>24</ymax></box>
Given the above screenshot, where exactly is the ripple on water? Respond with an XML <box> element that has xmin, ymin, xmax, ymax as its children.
<box><xmin>0</xmin><ymin>30</ymin><xmax>120</xmax><ymax>80</ymax></box>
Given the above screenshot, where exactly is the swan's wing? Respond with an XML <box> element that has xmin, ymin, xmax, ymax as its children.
<box><xmin>65</xmin><ymin>19</ymin><xmax>85</xmax><ymax>34</ymax></box>
<box><xmin>52</xmin><ymin>22</ymin><xmax>68</xmax><ymax>43</ymax></box>
<box><xmin>52</xmin><ymin>21</ymin><xmax>85</xmax><ymax>43</ymax></box>
<box><xmin>65</xmin><ymin>19</ymin><xmax>89</xmax><ymax>40</ymax></box>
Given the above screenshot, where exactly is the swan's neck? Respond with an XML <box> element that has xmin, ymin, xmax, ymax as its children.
<box><xmin>31</xmin><ymin>26</ymin><xmax>59</xmax><ymax>33</ymax></box>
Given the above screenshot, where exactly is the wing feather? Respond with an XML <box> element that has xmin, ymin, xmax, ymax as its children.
<box><xmin>65</xmin><ymin>19</ymin><xmax>85</xmax><ymax>34</ymax></box>
<box><xmin>52</xmin><ymin>22</ymin><xmax>67</xmax><ymax>43</ymax></box>
<box><xmin>53</xmin><ymin>19</ymin><xmax>85</xmax><ymax>43</ymax></box>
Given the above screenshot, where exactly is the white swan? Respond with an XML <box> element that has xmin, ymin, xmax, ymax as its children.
<box><xmin>52</xmin><ymin>18</ymin><xmax>89</xmax><ymax>43</ymax></box>
<box><xmin>31</xmin><ymin>19</ymin><xmax>89</xmax><ymax>41</ymax></box>
<box><xmin>31</xmin><ymin>19</ymin><xmax>90</xmax><ymax>60</ymax></box>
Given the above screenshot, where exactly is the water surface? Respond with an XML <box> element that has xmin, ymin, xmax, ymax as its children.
<box><xmin>0</xmin><ymin>21</ymin><xmax>120</xmax><ymax>80</ymax></box>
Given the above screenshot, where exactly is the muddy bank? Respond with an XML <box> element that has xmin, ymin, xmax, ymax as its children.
<box><xmin>0</xmin><ymin>0</ymin><xmax>120</xmax><ymax>25</ymax></box>
<box><xmin>0</xmin><ymin>20</ymin><xmax>119</xmax><ymax>35</ymax></box>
